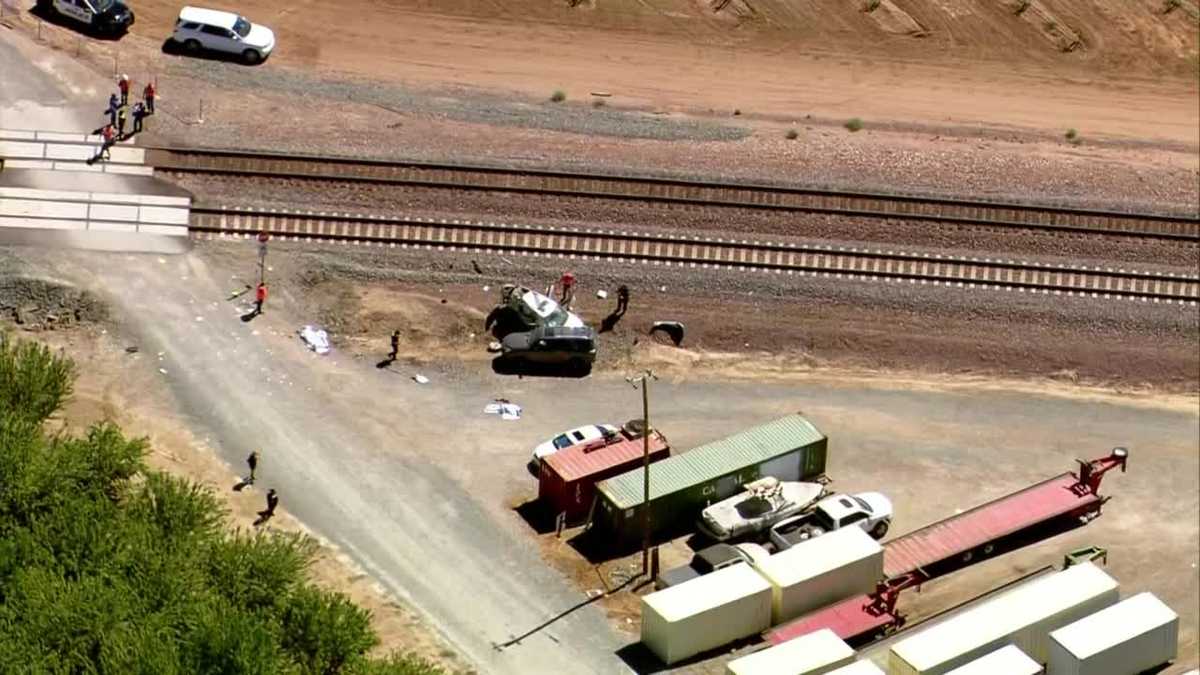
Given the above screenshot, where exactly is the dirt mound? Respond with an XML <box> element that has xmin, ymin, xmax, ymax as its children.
<box><xmin>0</xmin><ymin>276</ymin><xmax>108</xmax><ymax>330</ymax></box>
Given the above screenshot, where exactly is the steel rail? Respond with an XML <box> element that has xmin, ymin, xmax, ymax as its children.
<box><xmin>188</xmin><ymin>206</ymin><xmax>1200</xmax><ymax>303</ymax></box>
<box><xmin>150</xmin><ymin>147</ymin><xmax>1200</xmax><ymax>242</ymax></box>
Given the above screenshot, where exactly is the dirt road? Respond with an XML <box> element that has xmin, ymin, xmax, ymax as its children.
<box><xmin>55</xmin><ymin>251</ymin><xmax>628</xmax><ymax>674</ymax></box>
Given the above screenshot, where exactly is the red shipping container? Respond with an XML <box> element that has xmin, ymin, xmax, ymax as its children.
<box><xmin>540</xmin><ymin>430</ymin><xmax>670</xmax><ymax>522</ymax></box>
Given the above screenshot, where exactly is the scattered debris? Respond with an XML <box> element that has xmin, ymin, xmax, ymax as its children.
<box><xmin>484</xmin><ymin>398</ymin><xmax>523</xmax><ymax>421</ymax></box>
<box><xmin>195</xmin><ymin>316</ymin><xmax>204</xmax><ymax>322</ymax></box>
<box><xmin>413</xmin><ymin>374</ymin><xmax>430</xmax><ymax>385</ymax></box>
<box><xmin>488</xmin><ymin>341</ymin><xmax>502</xmax><ymax>353</ymax></box>
<box><xmin>596</xmin><ymin>290</ymin><xmax>609</xmax><ymax>300</ymax></box>
<box><xmin>124</xmin><ymin>346</ymin><xmax>139</xmax><ymax>354</ymax></box>
<box><xmin>298</xmin><ymin>325</ymin><xmax>331</xmax><ymax>355</ymax></box>
<box><xmin>158</xmin><ymin>368</ymin><xmax>168</xmax><ymax>374</ymax></box>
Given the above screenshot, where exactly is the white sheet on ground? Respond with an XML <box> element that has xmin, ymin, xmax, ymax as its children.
<box><xmin>299</xmin><ymin>325</ymin><xmax>331</xmax><ymax>355</ymax></box>
<box><xmin>484</xmin><ymin>400</ymin><xmax>522</xmax><ymax>420</ymax></box>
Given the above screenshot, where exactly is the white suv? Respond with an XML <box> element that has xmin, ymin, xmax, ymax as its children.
<box><xmin>171</xmin><ymin>6</ymin><xmax>275</xmax><ymax>64</ymax></box>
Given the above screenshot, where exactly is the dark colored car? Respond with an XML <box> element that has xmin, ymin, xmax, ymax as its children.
<box><xmin>500</xmin><ymin>326</ymin><xmax>597</xmax><ymax>371</ymax></box>
<box><xmin>37</xmin><ymin>0</ymin><xmax>135</xmax><ymax>36</ymax></box>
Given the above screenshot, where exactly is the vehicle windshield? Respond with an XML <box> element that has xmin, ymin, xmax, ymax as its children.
<box><xmin>852</xmin><ymin>496</ymin><xmax>872</xmax><ymax>512</ymax></box>
<box><xmin>94</xmin><ymin>0</ymin><xmax>114</xmax><ymax>11</ymax></box>
<box><xmin>551</xmin><ymin>434</ymin><xmax>573</xmax><ymax>450</ymax></box>
<box><xmin>233</xmin><ymin>17</ymin><xmax>251</xmax><ymax>37</ymax></box>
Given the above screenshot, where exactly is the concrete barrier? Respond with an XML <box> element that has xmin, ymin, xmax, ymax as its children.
<box><xmin>2</xmin><ymin>136</ymin><xmax>147</xmax><ymax>174</ymax></box>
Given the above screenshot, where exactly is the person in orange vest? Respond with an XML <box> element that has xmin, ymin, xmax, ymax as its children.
<box><xmin>254</xmin><ymin>282</ymin><xmax>267</xmax><ymax>315</ymax></box>
<box><xmin>99</xmin><ymin>124</ymin><xmax>115</xmax><ymax>160</ymax></box>
<box><xmin>143</xmin><ymin>81</ymin><xmax>156</xmax><ymax>115</ymax></box>
<box><xmin>117</xmin><ymin>74</ymin><xmax>131</xmax><ymax>105</ymax></box>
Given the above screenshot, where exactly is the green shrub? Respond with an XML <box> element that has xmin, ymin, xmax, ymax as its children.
<box><xmin>844</xmin><ymin>117</ymin><xmax>864</xmax><ymax>132</ymax></box>
<box><xmin>1015</xmin><ymin>0</ymin><xmax>1032</xmax><ymax>15</ymax></box>
<box><xmin>0</xmin><ymin>337</ymin><xmax>445</xmax><ymax>675</ymax></box>
<box><xmin>550</xmin><ymin>90</ymin><xmax>567</xmax><ymax>103</ymax></box>
<box><xmin>785</xmin><ymin>128</ymin><xmax>799</xmax><ymax>139</ymax></box>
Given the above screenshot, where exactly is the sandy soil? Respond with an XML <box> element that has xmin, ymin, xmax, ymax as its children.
<box><xmin>120</xmin><ymin>0</ymin><xmax>1199</xmax><ymax>143</ymax></box>
<box><xmin>24</xmin><ymin>325</ymin><xmax>467</xmax><ymax>673</ymax></box>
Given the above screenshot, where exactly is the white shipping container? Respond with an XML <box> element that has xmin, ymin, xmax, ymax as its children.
<box><xmin>642</xmin><ymin>564</ymin><xmax>773</xmax><ymax>665</ymax></box>
<box><xmin>945</xmin><ymin>645</ymin><xmax>1043</xmax><ymax>675</ymax></box>
<box><xmin>1047</xmin><ymin>592</ymin><xmax>1179</xmax><ymax>675</ymax></box>
<box><xmin>826</xmin><ymin>661</ymin><xmax>886</xmax><ymax>674</ymax></box>
<box><xmin>754</xmin><ymin>526</ymin><xmax>884</xmax><ymax>625</ymax></box>
<box><xmin>725</xmin><ymin>629</ymin><xmax>854</xmax><ymax>675</ymax></box>
<box><xmin>889</xmin><ymin>562</ymin><xmax>1119</xmax><ymax>675</ymax></box>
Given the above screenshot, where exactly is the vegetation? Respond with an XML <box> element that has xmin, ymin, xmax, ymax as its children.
<box><xmin>0</xmin><ymin>337</ymin><xmax>444</xmax><ymax>674</ymax></box>
<box><xmin>1065</xmin><ymin>127</ymin><xmax>1079</xmax><ymax>143</ymax></box>
<box><xmin>844</xmin><ymin>117</ymin><xmax>864</xmax><ymax>132</ymax></box>
<box><xmin>550</xmin><ymin>90</ymin><xmax>567</xmax><ymax>103</ymax></box>
<box><xmin>1162</xmin><ymin>0</ymin><xmax>1181</xmax><ymax>14</ymax></box>
<box><xmin>863</xmin><ymin>0</ymin><xmax>881</xmax><ymax>12</ymax></box>
<box><xmin>785</xmin><ymin>128</ymin><xmax>799</xmax><ymax>140</ymax></box>
<box><xmin>1014</xmin><ymin>0</ymin><xmax>1032</xmax><ymax>15</ymax></box>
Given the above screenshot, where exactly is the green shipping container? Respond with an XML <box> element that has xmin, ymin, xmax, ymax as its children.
<box><xmin>591</xmin><ymin>413</ymin><xmax>828</xmax><ymax>545</ymax></box>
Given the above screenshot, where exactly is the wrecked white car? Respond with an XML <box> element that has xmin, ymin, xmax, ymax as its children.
<box><xmin>697</xmin><ymin>477</ymin><xmax>827</xmax><ymax>542</ymax></box>
<box><xmin>486</xmin><ymin>284</ymin><xmax>584</xmax><ymax>338</ymax></box>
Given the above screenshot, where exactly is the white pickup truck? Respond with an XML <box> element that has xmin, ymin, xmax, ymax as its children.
<box><xmin>768</xmin><ymin>492</ymin><xmax>893</xmax><ymax>551</ymax></box>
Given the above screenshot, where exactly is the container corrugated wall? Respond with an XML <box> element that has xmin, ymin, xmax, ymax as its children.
<box><xmin>725</xmin><ymin>629</ymin><xmax>854</xmax><ymax>675</ymax></box>
<box><xmin>594</xmin><ymin>414</ymin><xmax>827</xmax><ymax>542</ymax></box>
<box><xmin>944</xmin><ymin>645</ymin><xmax>1043</xmax><ymax>675</ymax></box>
<box><xmin>827</xmin><ymin>662</ymin><xmax>885</xmax><ymax>675</ymax></box>
<box><xmin>1047</xmin><ymin>592</ymin><xmax>1179</xmax><ymax>675</ymax></box>
<box><xmin>754</xmin><ymin>527</ymin><xmax>883</xmax><ymax>625</ymax></box>
<box><xmin>641</xmin><ymin>564</ymin><xmax>772</xmax><ymax>665</ymax></box>
<box><xmin>538</xmin><ymin>431</ymin><xmax>670</xmax><ymax>521</ymax></box>
<box><xmin>888</xmin><ymin>562</ymin><xmax>1119</xmax><ymax>675</ymax></box>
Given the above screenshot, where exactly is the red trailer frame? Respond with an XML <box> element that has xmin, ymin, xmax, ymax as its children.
<box><xmin>766</xmin><ymin>448</ymin><xmax>1129</xmax><ymax>646</ymax></box>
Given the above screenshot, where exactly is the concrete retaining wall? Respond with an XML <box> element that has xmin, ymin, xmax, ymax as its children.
<box><xmin>0</xmin><ymin>189</ymin><xmax>190</xmax><ymax>237</ymax></box>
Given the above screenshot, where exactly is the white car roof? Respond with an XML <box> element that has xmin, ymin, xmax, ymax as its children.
<box><xmin>178</xmin><ymin>6</ymin><xmax>239</xmax><ymax>29</ymax></box>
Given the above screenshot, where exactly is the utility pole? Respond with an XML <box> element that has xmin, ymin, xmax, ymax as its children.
<box><xmin>626</xmin><ymin>370</ymin><xmax>658</xmax><ymax>577</ymax></box>
<box><xmin>257</xmin><ymin>231</ymin><xmax>270</xmax><ymax>285</ymax></box>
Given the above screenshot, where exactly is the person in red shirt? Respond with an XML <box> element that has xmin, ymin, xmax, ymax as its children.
<box><xmin>254</xmin><ymin>282</ymin><xmax>267</xmax><ymax>315</ymax></box>
<box><xmin>559</xmin><ymin>271</ymin><xmax>576</xmax><ymax>308</ymax></box>
<box><xmin>143</xmin><ymin>81</ymin><xmax>156</xmax><ymax>115</ymax></box>
<box><xmin>117</xmin><ymin>74</ymin><xmax>131</xmax><ymax>105</ymax></box>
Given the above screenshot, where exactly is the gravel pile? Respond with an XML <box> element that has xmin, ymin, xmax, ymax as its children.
<box><xmin>0</xmin><ymin>275</ymin><xmax>108</xmax><ymax>329</ymax></box>
<box><xmin>158</xmin><ymin>58</ymin><xmax>749</xmax><ymax>142</ymax></box>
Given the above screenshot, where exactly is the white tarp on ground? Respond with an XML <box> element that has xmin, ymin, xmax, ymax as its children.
<box><xmin>298</xmin><ymin>325</ymin><xmax>330</xmax><ymax>355</ymax></box>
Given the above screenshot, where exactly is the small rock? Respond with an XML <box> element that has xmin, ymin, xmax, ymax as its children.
<box><xmin>125</xmin><ymin>346</ymin><xmax>139</xmax><ymax>354</ymax></box>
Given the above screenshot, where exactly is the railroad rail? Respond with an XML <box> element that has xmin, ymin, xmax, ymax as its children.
<box><xmin>150</xmin><ymin>147</ymin><xmax>1200</xmax><ymax>242</ymax></box>
<box><xmin>189</xmin><ymin>206</ymin><xmax>1200</xmax><ymax>304</ymax></box>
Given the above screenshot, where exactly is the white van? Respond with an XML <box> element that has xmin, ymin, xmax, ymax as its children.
<box><xmin>171</xmin><ymin>6</ymin><xmax>275</xmax><ymax>64</ymax></box>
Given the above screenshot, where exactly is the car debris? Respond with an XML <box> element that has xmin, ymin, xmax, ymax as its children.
<box><xmin>412</xmin><ymin>374</ymin><xmax>430</xmax><ymax>384</ymax></box>
<box><xmin>650</xmin><ymin>321</ymin><xmax>685</xmax><ymax>346</ymax></box>
<box><xmin>486</xmin><ymin>284</ymin><xmax>586</xmax><ymax>338</ymax></box>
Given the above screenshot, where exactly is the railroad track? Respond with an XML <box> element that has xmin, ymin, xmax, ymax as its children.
<box><xmin>189</xmin><ymin>206</ymin><xmax>1200</xmax><ymax>303</ymax></box>
<box><xmin>150</xmin><ymin>147</ymin><xmax>1200</xmax><ymax>243</ymax></box>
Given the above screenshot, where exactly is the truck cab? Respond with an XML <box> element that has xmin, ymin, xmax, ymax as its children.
<box><xmin>654</xmin><ymin>542</ymin><xmax>769</xmax><ymax>590</ymax></box>
<box><xmin>37</xmin><ymin>0</ymin><xmax>135</xmax><ymax>35</ymax></box>
<box><xmin>768</xmin><ymin>492</ymin><xmax>892</xmax><ymax>551</ymax></box>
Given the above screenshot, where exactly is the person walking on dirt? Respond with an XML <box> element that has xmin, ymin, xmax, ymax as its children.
<box><xmin>106</xmin><ymin>93</ymin><xmax>119</xmax><ymax>126</ymax></box>
<box><xmin>143</xmin><ymin>81</ymin><xmax>156</xmax><ymax>115</ymax></box>
<box><xmin>247</xmin><ymin>450</ymin><xmax>260</xmax><ymax>482</ymax></box>
<box><xmin>559</xmin><ymin>271</ymin><xmax>576</xmax><ymax>309</ymax></box>
<box><xmin>253</xmin><ymin>489</ymin><xmax>279</xmax><ymax>526</ymax></box>
<box><xmin>616</xmin><ymin>285</ymin><xmax>629</xmax><ymax>315</ymax></box>
<box><xmin>254</xmin><ymin>282</ymin><xmax>267</xmax><ymax>316</ymax></box>
<box><xmin>118</xmin><ymin>74</ymin><xmax>131</xmax><ymax>105</ymax></box>
<box><xmin>388</xmin><ymin>329</ymin><xmax>400</xmax><ymax>362</ymax></box>
<box><xmin>131</xmin><ymin>102</ymin><xmax>147</xmax><ymax>135</ymax></box>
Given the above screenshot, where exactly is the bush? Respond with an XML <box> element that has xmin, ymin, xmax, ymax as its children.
<box><xmin>785</xmin><ymin>128</ymin><xmax>799</xmax><ymax>139</ymax></box>
<box><xmin>550</xmin><ymin>90</ymin><xmax>566</xmax><ymax>103</ymax></box>
<box><xmin>1014</xmin><ymin>0</ymin><xmax>1032</xmax><ymax>15</ymax></box>
<box><xmin>1065</xmin><ymin>128</ymin><xmax>1079</xmax><ymax>142</ymax></box>
<box><xmin>844</xmin><ymin>118</ymin><xmax>864</xmax><ymax>132</ymax></box>
<box><xmin>1163</xmin><ymin>0</ymin><xmax>1181</xmax><ymax>13</ymax></box>
<box><xmin>863</xmin><ymin>0</ymin><xmax>881</xmax><ymax>11</ymax></box>
<box><xmin>0</xmin><ymin>336</ymin><xmax>444</xmax><ymax>675</ymax></box>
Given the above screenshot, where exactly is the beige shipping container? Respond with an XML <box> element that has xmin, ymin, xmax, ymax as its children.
<box><xmin>1047</xmin><ymin>592</ymin><xmax>1179</xmax><ymax>675</ymax></box>
<box><xmin>826</xmin><ymin>661</ymin><xmax>886</xmax><ymax>675</ymax></box>
<box><xmin>726</xmin><ymin>629</ymin><xmax>854</xmax><ymax>675</ymax></box>
<box><xmin>642</xmin><ymin>563</ymin><xmax>773</xmax><ymax>665</ymax></box>
<box><xmin>754</xmin><ymin>526</ymin><xmax>884</xmax><ymax>625</ymax></box>
<box><xmin>945</xmin><ymin>645</ymin><xmax>1043</xmax><ymax>675</ymax></box>
<box><xmin>889</xmin><ymin>562</ymin><xmax>1119</xmax><ymax>675</ymax></box>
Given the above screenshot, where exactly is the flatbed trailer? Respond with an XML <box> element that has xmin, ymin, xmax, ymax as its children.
<box><xmin>765</xmin><ymin>448</ymin><xmax>1128</xmax><ymax>646</ymax></box>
